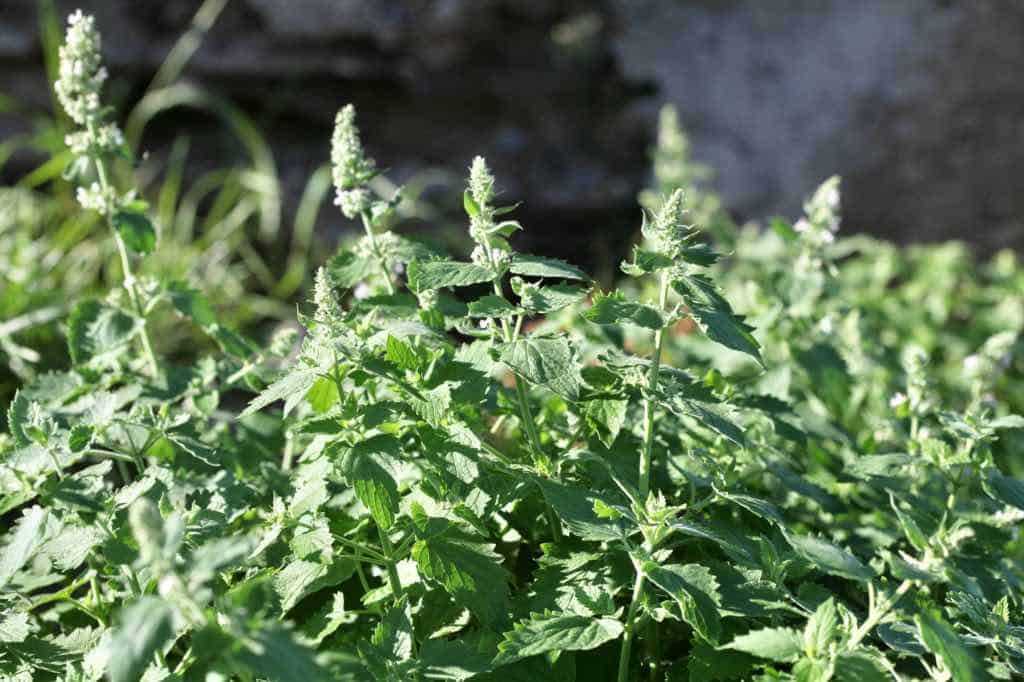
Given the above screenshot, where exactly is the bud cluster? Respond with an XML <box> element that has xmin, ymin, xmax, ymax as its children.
<box><xmin>54</xmin><ymin>11</ymin><xmax>124</xmax><ymax>155</ymax></box>
<box><xmin>643</xmin><ymin>188</ymin><xmax>691</xmax><ymax>258</ymax></box>
<box><xmin>793</xmin><ymin>176</ymin><xmax>841</xmax><ymax>248</ymax></box>
<box><xmin>331</xmin><ymin>105</ymin><xmax>377</xmax><ymax>218</ymax></box>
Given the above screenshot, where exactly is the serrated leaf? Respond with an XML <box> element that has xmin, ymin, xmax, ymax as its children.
<box><xmin>834</xmin><ymin>651</ymin><xmax>890</xmax><ymax>682</ymax></box>
<box><xmin>112</xmin><ymin>210</ymin><xmax>156</xmax><ymax>254</ymax></box>
<box><xmin>105</xmin><ymin>597</ymin><xmax>175</xmax><ymax>682</ymax></box>
<box><xmin>500</xmin><ymin>336</ymin><xmax>582</xmax><ymax>401</ymax></box>
<box><xmin>803</xmin><ymin>597</ymin><xmax>838</xmax><ymax>657</ymax></box>
<box><xmin>717</xmin><ymin>491</ymin><xmax>784</xmax><ymax>526</ymax></box>
<box><xmin>467</xmin><ymin>295</ymin><xmax>518</xmax><ymax>318</ymax></box>
<box><xmin>386</xmin><ymin>335</ymin><xmax>422</xmax><ymax>371</ymax></box>
<box><xmin>231</xmin><ymin>622</ymin><xmax>329</xmax><ymax>682</ymax></box>
<box><xmin>582</xmin><ymin>290</ymin><xmax>665</xmax><ymax>330</ymax></box>
<box><xmin>536</xmin><ymin>478</ymin><xmax>626</xmax><ymax>541</ymax></box>
<box><xmin>67</xmin><ymin>299</ymin><xmax>136</xmax><ymax>365</ymax></box>
<box><xmin>494</xmin><ymin>612</ymin><xmax>623</xmax><ymax>666</ymax></box>
<box><xmin>409</xmin><ymin>261</ymin><xmax>494</xmax><ymax>290</ymax></box>
<box><xmin>982</xmin><ymin>469</ymin><xmax>1024</xmax><ymax>511</ymax></box>
<box><xmin>509</xmin><ymin>254</ymin><xmax>588</xmax><ymax>281</ymax></box>
<box><xmin>722</xmin><ymin>627</ymin><xmax>803</xmax><ymax>662</ymax></box>
<box><xmin>275</xmin><ymin>559</ymin><xmax>355</xmax><ymax>613</ymax></box>
<box><xmin>585</xmin><ymin>398</ymin><xmax>628</xmax><ymax>448</ymax></box>
<box><xmin>673</xmin><ymin>274</ymin><xmax>762</xmax><ymax>364</ymax></box>
<box><xmin>645</xmin><ymin>562</ymin><xmax>722</xmax><ymax>643</ymax></box>
<box><xmin>419</xmin><ymin>638</ymin><xmax>495</xmax><ymax>680</ymax></box>
<box><xmin>0</xmin><ymin>611</ymin><xmax>31</xmax><ymax>643</ymax></box>
<box><xmin>412</xmin><ymin>531</ymin><xmax>510</xmax><ymax>630</ymax></box>
<box><xmin>0</xmin><ymin>506</ymin><xmax>48</xmax><ymax>589</ymax></box>
<box><xmin>6</xmin><ymin>389</ymin><xmax>31</xmax><ymax>447</ymax></box>
<box><xmin>240</xmin><ymin>368</ymin><xmax>321</xmax><ymax>418</ymax></box>
<box><xmin>785</xmin><ymin>533</ymin><xmax>874</xmax><ymax>582</ymax></box>
<box><xmin>341</xmin><ymin>435</ymin><xmax>402</xmax><ymax>530</ymax></box>
<box><xmin>915</xmin><ymin>609</ymin><xmax>990</xmax><ymax>682</ymax></box>
<box><xmin>513</xmin><ymin>282</ymin><xmax>588</xmax><ymax>314</ymax></box>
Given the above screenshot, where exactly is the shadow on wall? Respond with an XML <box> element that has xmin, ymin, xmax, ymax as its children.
<box><xmin>1</xmin><ymin>0</ymin><xmax>1022</xmax><ymax>254</ymax></box>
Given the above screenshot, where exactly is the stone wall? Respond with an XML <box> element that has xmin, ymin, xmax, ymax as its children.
<box><xmin>2</xmin><ymin>0</ymin><xmax>1022</xmax><ymax>256</ymax></box>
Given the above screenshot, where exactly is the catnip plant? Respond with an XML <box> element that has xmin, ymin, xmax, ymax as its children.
<box><xmin>1</xmin><ymin>10</ymin><xmax>1023</xmax><ymax>682</ymax></box>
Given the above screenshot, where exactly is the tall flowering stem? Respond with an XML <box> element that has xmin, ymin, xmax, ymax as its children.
<box><xmin>56</xmin><ymin>11</ymin><xmax>158</xmax><ymax>375</ymax></box>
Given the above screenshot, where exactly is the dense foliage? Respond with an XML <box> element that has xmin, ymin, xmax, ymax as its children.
<box><xmin>2</xmin><ymin>12</ymin><xmax>1024</xmax><ymax>682</ymax></box>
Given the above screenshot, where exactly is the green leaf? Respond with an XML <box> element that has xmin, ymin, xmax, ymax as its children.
<box><xmin>673</xmin><ymin>274</ymin><xmax>762</xmax><ymax>364</ymax></box>
<box><xmin>717</xmin><ymin>491</ymin><xmax>784</xmax><ymax>526</ymax></box>
<box><xmin>982</xmin><ymin>468</ymin><xmax>1024</xmax><ymax>511</ymax></box>
<box><xmin>112</xmin><ymin>209</ymin><xmax>157</xmax><ymax>254</ymax></box>
<box><xmin>722</xmin><ymin>627</ymin><xmax>803</xmax><ymax>662</ymax></box>
<box><xmin>499</xmin><ymin>336</ymin><xmax>582</xmax><ymax>401</ymax></box>
<box><xmin>803</xmin><ymin>597</ymin><xmax>838</xmax><ymax>657</ymax></box>
<box><xmin>6</xmin><ymin>389</ymin><xmax>31</xmax><ymax>447</ymax></box>
<box><xmin>0</xmin><ymin>506</ymin><xmax>48</xmax><ymax>589</ymax></box>
<box><xmin>834</xmin><ymin>651</ymin><xmax>890</xmax><ymax>682</ymax></box>
<box><xmin>915</xmin><ymin>609</ymin><xmax>990</xmax><ymax>682</ymax></box>
<box><xmin>509</xmin><ymin>254</ymin><xmax>588</xmax><ymax>281</ymax></box>
<box><xmin>785</xmin><ymin>533</ymin><xmax>874</xmax><ymax>582</ymax></box>
<box><xmin>341</xmin><ymin>435</ymin><xmax>402</xmax><ymax>530</ymax></box>
<box><xmin>275</xmin><ymin>559</ymin><xmax>355</xmax><ymax>613</ymax></box>
<box><xmin>240</xmin><ymin>368</ymin><xmax>321</xmax><ymax>418</ymax></box>
<box><xmin>408</xmin><ymin>260</ymin><xmax>494</xmax><ymax>290</ymax></box>
<box><xmin>494</xmin><ymin>612</ymin><xmax>623</xmax><ymax>666</ymax></box>
<box><xmin>463</xmin><ymin>189</ymin><xmax>481</xmax><ymax>218</ymax></box>
<box><xmin>0</xmin><ymin>610</ymin><xmax>31</xmax><ymax>643</ymax></box>
<box><xmin>67</xmin><ymin>299</ymin><xmax>136</xmax><ymax>365</ymax></box>
<box><xmin>419</xmin><ymin>638</ymin><xmax>495</xmax><ymax>680</ymax></box>
<box><xmin>585</xmin><ymin>398</ymin><xmax>628</xmax><ymax>448</ymax></box>
<box><xmin>412</xmin><ymin>531</ymin><xmax>510</xmax><ymax>630</ymax></box>
<box><xmin>645</xmin><ymin>562</ymin><xmax>722</xmax><ymax>643</ymax></box>
<box><xmin>231</xmin><ymin>623</ymin><xmax>329</xmax><ymax>682</ymax></box>
<box><xmin>582</xmin><ymin>290</ymin><xmax>665</xmax><ymax>330</ymax></box>
<box><xmin>467</xmin><ymin>295</ymin><xmax>518</xmax><ymax>318</ymax></box>
<box><xmin>386</xmin><ymin>334</ymin><xmax>422</xmax><ymax>372</ymax></box>
<box><xmin>535</xmin><ymin>478</ymin><xmax>626</xmax><ymax>541</ymax></box>
<box><xmin>512</xmin><ymin>281</ymin><xmax>588</xmax><ymax>314</ymax></box>
<box><xmin>620</xmin><ymin>246</ymin><xmax>673</xmax><ymax>276</ymax></box>
<box><xmin>105</xmin><ymin>597</ymin><xmax>175</xmax><ymax>682</ymax></box>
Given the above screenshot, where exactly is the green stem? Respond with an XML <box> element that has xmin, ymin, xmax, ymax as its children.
<box><xmin>90</xmin><ymin>143</ymin><xmax>159</xmax><ymax>376</ymax></box>
<box><xmin>639</xmin><ymin>271</ymin><xmax>670</xmax><ymax>501</ymax></box>
<box><xmin>647</xmin><ymin>618</ymin><xmax>660</xmax><ymax>682</ymax></box>
<box><xmin>846</xmin><ymin>579</ymin><xmax>914</xmax><ymax>649</ymax></box>
<box><xmin>617</xmin><ymin>571</ymin><xmax>647</xmax><ymax>682</ymax></box>
<box><xmin>361</xmin><ymin>210</ymin><xmax>395</xmax><ymax>294</ymax></box>
<box><xmin>377</xmin><ymin>525</ymin><xmax>403</xmax><ymax>601</ymax></box>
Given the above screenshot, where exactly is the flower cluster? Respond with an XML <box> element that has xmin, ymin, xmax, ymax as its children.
<box><xmin>643</xmin><ymin>187</ymin><xmax>691</xmax><ymax>258</ymax></box>
<box><xmin>54</xmin><ymin>10</ymin><xmax>124</xmax><ymax>155</ymax></box>
<box><xmin>793</xmin><ymin>175</ymin><xmax>841</xmax><ymax>247</ymax></box>
<box><xmin>331</xmin><ymin>104</ymin><xmax>377</xmax><ymax>218</ymax></box>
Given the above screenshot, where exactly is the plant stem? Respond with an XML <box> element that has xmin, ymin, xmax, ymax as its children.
<box><xmin>617</xmin><ymin>570</ymin><xmax>647</xmax><ymax>682</ymax></box>
<box><xmin>377</xmin><ymin>525</ymin><xmax>403</xmax><ymax>601</ymax></box>
<box><xmin>360</xmin><ymin>211</ymin><xmax>395</xmax><ymax>294</ymax></box>
<box><xmin>639</xmin><ymin>271</ymin><xmax>670</xmax><ymax>501</ymax></box>
<box><xmin>90</xmin><ymin>144</ymin><xmax>159</xmax><ymax>376</ymax></box>
<box><xmin>847</xmin><ymin>578</ymin><xmax>914</xmax><ymax>649</ymax></box>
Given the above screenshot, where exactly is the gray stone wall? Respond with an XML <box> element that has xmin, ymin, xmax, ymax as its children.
<box><xmin>2</xmin><ymin>0</ymin><xmax>1022</xmax><ymax>255</ymax></box>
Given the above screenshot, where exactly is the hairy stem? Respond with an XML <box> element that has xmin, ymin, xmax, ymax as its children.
<box><xmin>90</xmin><ymin>144</ymin><xmax>159</xmax><ymax>375</ymax></box>
<box><xmin>377</xmin><ymin>525</ymin><xmax>403</xmax><ymax>601</ymax></box>
<box><xmin>639</xmin><ymin>270</ymin><xmax>670</xmax><ymax>501</ymax></box>
<box><xmin>847</xmin><ymin>579</ymin><xmax>914</xmax><ymax>649</ymax></box>
<box><xmin>361</xmin><ymin>210</ymin><xmax>395</xmax><ymax>294</ymax></box>
<box><xmin>617</xmin><ymin>570</ymin><xmax>647</xmax><ymax>682</ymax></box>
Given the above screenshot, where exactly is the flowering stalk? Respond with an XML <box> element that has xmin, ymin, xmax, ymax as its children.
<box><xmin>332</xmin><ymin>104</ymin><xmax>395</xmax><ymax>294</ymax></box>
<box><xmin>56</xmin><ymin>11</ymin><xmax>158</xmax><ymax>375</ymax></box>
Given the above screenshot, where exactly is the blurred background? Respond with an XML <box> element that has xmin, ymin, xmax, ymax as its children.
<box><xmin>3</xmin><ymin>0</ymin><xmax>1024</xmax><ymax>259</ymax></box>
